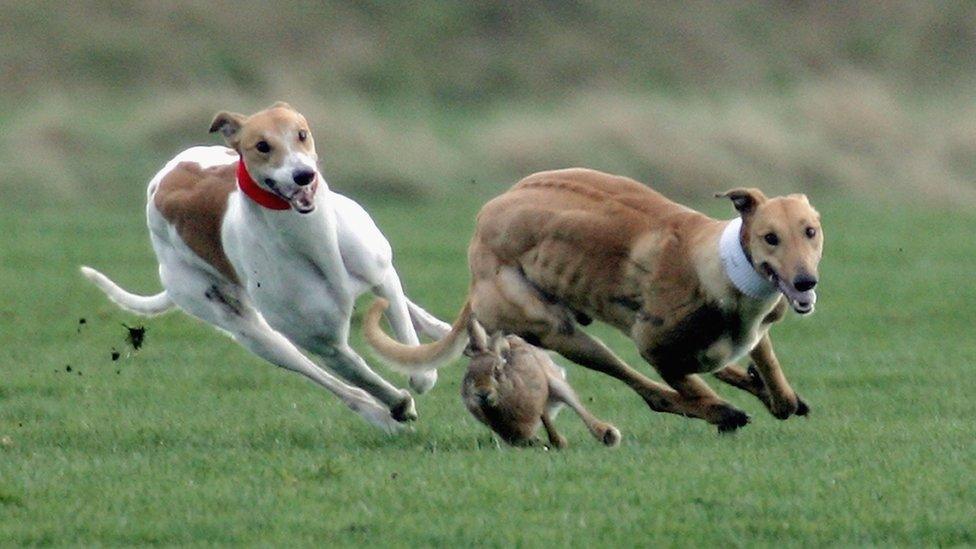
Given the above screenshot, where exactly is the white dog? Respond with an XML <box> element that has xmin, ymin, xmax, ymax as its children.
<box><xmin>81</xmin><ymin>102</ymin><xmax>450</xmax><ymax>432</ymax></box>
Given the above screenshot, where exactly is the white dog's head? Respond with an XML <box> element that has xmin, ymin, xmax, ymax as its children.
<box><xmin>209</xmin><ymin>102</ymin><xmax>321</xmax><ymax>214</ymax></box>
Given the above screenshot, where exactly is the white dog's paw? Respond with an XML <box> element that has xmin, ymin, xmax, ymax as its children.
<box><xmin>409</xmin><ymin>370</ymin><xmax>438</xmax><ymax>394</ymax></box>
<box><xmin>345</xmin><ymin>391</ymin><xmax>404</xmax><ymax>434</ymax></box>
<box><xmin>360</xmin><ymin>408</ymin><xmax>406</xmax><ymax>435</ymax></box>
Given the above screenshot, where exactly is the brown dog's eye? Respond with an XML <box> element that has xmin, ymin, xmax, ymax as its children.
<box><xmin>764</xmin><ymin>233</ymin><xmax>779</xmax><ymax>246</ymax></box>
<box><xmin>298</xmin><ymin>129</ymin><xmax>308</xmax><ymax>142</ymax></box>
<box><xmin>255</xmin><ymin>141</ymin><xmax>271</xmax><ymax>153</ymax></box>
<box><xmin>805</xmin><ymin>227</ymin><xmax>817</xmax><ymax>238</ymax></box>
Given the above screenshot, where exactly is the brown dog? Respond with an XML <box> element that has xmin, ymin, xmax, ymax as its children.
<box><xmin>363</xmin><ymin>168</ymin><xmax>823</xmax><ymax>432</ymax></box>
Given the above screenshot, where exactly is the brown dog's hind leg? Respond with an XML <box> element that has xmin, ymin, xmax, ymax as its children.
<box><xmin>541</xmin><ymin>329</ymin><xmax>737</xmax><ymax>428</ymax></box>
<box><xmin>472</xmin><ymin>265</ymin><xmax>741</xmax><ymax>430</ymax></box>
<box><xmin>546</xmin><ymin>373</ymin><xmax>621</xmax><ymax>447</ymax></box>
<box><xmin>659</xmin><ymin>370</ymin><xmax>751</xmax><ymax>433</ymax></box>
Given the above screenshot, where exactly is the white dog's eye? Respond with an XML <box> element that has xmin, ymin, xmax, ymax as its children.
<box><xmin>255</xmin><ymin>140</ymin><xmax>271</xmax><ymax>153</ymax></box>
<box><xmin>298</xmin><ymin>129</ymin><xmax>308</xmax><ymax>142</ymax></box>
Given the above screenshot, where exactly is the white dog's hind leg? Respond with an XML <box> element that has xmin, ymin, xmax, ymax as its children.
<box><xmin>162</xmin><ymin>265</ymin><xmax>401</xmax><ymax>433</ymax></box>
<box><xmin>405</xmin><ymin>298</ymin><xmax>452</xmax><ymax>339</ymax></box>
<box><xmin>374</xmin><ymin>272</ymin><xmax>438</xmax><ymax>393</ymax></box>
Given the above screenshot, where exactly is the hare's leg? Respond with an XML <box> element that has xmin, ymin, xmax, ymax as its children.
<box><xmin>540</xmin><ymin>411</ymin><xmax>567</xmax><ymax>449</ymax></box>
<box><xmin>547</xmin><ymin>373</ymin><xmax>621</xmax><ymax>447</ymax></box>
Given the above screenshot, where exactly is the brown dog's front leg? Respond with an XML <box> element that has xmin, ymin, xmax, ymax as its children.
<box><xmin>749</xmin><ymin>334</ymin><xmax>808</xmax><ymax>419</ymax></box>
<box><xmin>714</xmin><ymin>363</ymin><xmax>809</xmax><ymax>418</ymax></box>
<box><xmin>714</xmin><ymin>364</ymin><xmax>771</xmax><ymax>404</ymax></box>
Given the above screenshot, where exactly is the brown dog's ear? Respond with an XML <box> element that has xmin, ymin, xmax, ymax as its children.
<box><xmin>715</xmin><ymin>187</ymin><xmax>768</xmax><ymax>216</ymax></box>
<box><xmin>465</xmin><ymin>317</ymin><xmax>489</xmax><ymax>357</ymax></box>
<box><xmin>270</xmin><ymin>101</ymin><xmax>294</xmax><ymax>111</ymax></box>
<box><xmin>209</xmin><ymin>111</ymin><xmax>246</xmax><ymax>148</ymax></box>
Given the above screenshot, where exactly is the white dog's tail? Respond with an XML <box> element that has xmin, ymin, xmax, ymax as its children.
<box><xmin>80</xmin><ymin>266</ymin><xmax>174</xmax><ymax>316</ymax></box>
<box><xmin>364</xmin><ymin>298</ymin><xmax>470</xmax><ymax>372</ymax></box>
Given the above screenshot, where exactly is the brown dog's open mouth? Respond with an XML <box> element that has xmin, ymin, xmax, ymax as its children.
<box><xmin>761</xmin><ymin>263</ymin><xmax>816</xmax><ymax>315</ymax></box>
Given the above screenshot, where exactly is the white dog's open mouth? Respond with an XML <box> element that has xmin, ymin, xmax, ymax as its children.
<box><xmin>761</xmin><ymin>264</ymin><xmax>817</xmax><ymax>314</ymax></box>
<box><xmin>286</xmin><ymin>183</ymin><xmax>317</xmax><ymax>214</ymax></box>
<box><xmin>265</xmin><ymin>179</ymin><xmax>317</xmax><ymax>214</ymax></box>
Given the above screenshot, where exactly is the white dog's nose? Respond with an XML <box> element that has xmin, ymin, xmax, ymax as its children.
<box><xmin>293</xmin><ymin>169</ymin><xmax>315</xmax><ymax>186</ymax></box>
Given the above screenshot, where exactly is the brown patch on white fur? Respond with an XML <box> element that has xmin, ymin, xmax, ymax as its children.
<box><xmin>152</xmin><ymin>161</ymin><xmax>238</xmax><ymax>283</ymax></box>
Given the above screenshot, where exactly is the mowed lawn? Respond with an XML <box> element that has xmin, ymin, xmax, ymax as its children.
<box><xmin>1</xmin><ymin>187</ymin><xmax>974</xmax><ymax>546</ymax></box>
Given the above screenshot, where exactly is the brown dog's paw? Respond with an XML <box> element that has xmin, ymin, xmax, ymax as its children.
<box><xmin>716</xmin><ymin>408</ymin><xmax>751</xmax><ymax>433</ymax></box>
<box><xmin>795</xmin><ymin>397</ymin><xmax>810</xmax><ymax>416</ymax></box>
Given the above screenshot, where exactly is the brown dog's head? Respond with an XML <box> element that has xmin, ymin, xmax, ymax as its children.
<box><xmin>718</xmin><ymin>188</ymin><xmax>823</xmax><ymax>314</ymax></box>
<box><xmin>209</xmin><ymin>102</ymin><xmax>321</xmax><ymax>214</ymax></box>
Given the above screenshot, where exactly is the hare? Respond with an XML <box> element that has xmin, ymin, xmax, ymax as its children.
<box><xmin>461</xmin><ymin>318</ymin><xmax>621</xmax><ymax>449</ymax></box>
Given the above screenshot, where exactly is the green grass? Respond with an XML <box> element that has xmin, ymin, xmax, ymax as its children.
<box><xmin>1</xmin><ymin>186</ymin><xmax>973</xmax><ymax>546</ymax></box>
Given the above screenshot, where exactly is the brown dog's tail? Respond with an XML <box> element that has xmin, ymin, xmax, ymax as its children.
<box><xmin>363</xmin><ymin>298</ymin><xmax>471</xmax><ymax>373</ymax></box>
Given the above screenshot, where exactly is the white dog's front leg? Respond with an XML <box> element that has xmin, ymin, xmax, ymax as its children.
<box><xmin>234</xmin><ymin>325</ymin><xmax>404</xmax><ymax>433</ymax></box>
<box><xmin>374</xmin><ymin>270</ymin><xmax>438</xmax><ymax>393</ymax></box>
<box><xmin>170</xmin><ymin>277</ymin><xmax>402</xmax><ymax>434</ymax></box>
<box><xmin>316</xmin><ymin>343</ymin><xmax>418</xmax><ymax>422</ymax></box>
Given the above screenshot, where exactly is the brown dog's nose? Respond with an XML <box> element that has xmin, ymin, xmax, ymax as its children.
<box><xmin>793</xmin><ymin>274</ymin><xmax>817</xmax><ymax>292</ymax></box>
<box><xmin>293</xmin><ymin>169</ymin><xmax>316</xmax><ymax>186</ymax></box>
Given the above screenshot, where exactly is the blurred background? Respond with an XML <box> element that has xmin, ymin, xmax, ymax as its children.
<box><xmin>3</xmin><ymin>0</ymin><xmax>976</xmax><ymax>207</ymax></box>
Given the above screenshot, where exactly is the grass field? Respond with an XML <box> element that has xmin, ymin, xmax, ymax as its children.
<box><xmin>1</xmin><ymin>182</ymin><xmax>973</xmax><ymax>546</ymax></box>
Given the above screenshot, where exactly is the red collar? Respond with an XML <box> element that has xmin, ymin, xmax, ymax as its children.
<box><xmin>236</xmin><ymin>159</ymin><xmax>291</xmax><ymax>210</ymax></box>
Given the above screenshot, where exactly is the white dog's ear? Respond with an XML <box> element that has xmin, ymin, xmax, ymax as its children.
<box><xmin>271</xmin><ymin>101</ymin><xmax>294</xmax><ymax>111</ymax></box>
<box><xmin>715</xmin><ymin>187</ymin><xmax>767</xmax><ymax>216</ymax></box>
<box><xmin>209</xmin><ymin>111</ymin><xmax>246</xmax><ymax>148</ymax></box>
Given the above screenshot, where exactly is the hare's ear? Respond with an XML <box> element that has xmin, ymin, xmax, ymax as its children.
<box><xmin>465</xmin><ymin>317</ymin><xmax>489</xmax><ymax>357</ymax></box>
<box><xmin>489</xmin><ymin>331</ymin><xmax>511</xmax><ymax>358</ymax></box>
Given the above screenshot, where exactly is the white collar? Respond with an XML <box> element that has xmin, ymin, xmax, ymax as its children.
<box><xmin>719</xmin><ymin>217</ymin><xmax>778</xmax><ymax>300</ymax></box>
